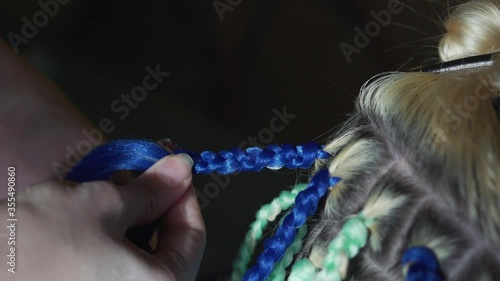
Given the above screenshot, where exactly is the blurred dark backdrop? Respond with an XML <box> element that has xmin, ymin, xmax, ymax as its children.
<box><xmin>1</xmin><ymin>0</ymin><xmax>456</xmax><ymax>278</ymax></box>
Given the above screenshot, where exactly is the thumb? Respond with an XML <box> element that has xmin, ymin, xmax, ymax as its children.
<box><xmin>120</xmin><ymin>153</ymin><xmax>194</xmax><ymax>228</ymax></box>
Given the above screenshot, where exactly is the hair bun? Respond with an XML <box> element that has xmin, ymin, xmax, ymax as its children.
<box><xmin>439</xmin><ymin>1</ymin><xmax>500</xmax><ymax>61</ymax></box>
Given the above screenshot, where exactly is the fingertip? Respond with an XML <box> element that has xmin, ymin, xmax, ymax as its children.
<box><xmin>152</xmin><ymin>154</ymin><xmax>193</xmax><ymax>190</ymax></box>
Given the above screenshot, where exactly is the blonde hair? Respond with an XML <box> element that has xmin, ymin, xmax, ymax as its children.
<box><xmin>299</xmin><ymin>1</ymin><xmax>500</xmax><ymax>280</ymax></box>
<box><xmin>440</xmin><ymin>0</ymin><xmax>500</xmax><ymax>61</ymax></box>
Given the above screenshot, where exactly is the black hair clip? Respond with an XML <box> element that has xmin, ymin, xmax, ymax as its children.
<box><xmin>411</xmin><ymin>52</ymin><xmax>498</xmax><ymax>74</ymax></box>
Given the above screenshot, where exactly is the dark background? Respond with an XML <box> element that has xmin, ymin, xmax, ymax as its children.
<box><xmin>1</xmin><ymin>0</ymin><xmax>456</xmax><ymax>278</ymax></box>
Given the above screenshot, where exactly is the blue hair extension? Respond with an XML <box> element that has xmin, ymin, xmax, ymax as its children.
<box><xmin>65</xmin><ymin>140</ymin><xmax>331</xmax><ymax>182</ymax></box>
<box><xmin>402</xmin><ymin>246</ymin><xmax>443</xmax><ymax>281</ymax></box>
<box><xmin>242</xmin><ymin>169</ymin><xmax>341</xmax><ymax>281</ymax></box>
<box><xmin>65</xmin><ymin>140</ymin><xmax>168</xmax><ymax>182</ymax></box>
<box><xmin>190</xmin><ymin>143</ymin><xmax>331</xmax><ymax>174</ymax></box>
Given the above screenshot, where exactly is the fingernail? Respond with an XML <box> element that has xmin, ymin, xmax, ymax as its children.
<box><xmin>177</xmin><ymin>153</ymin><xmax>194</xmax><ymax>170</ymax></box>
<box><xmin>155</xmin><ymin>154</ymin><xmax>193</xmax><ymax>188</ymax></box>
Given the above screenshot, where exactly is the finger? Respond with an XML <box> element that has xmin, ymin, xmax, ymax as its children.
<box><xmin>120</xmin><ymin>153</ymin><xmax>194</xmax><ymax>228</ymax></box>
<box><xmin>154</xmin><ymin>184</ymin><xmax>206</xmax><ymax>281</ymax></box>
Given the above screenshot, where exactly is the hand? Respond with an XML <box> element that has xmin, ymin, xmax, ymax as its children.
<box><xmin>0</xmin><ymin>154</ymin><xmax>205</xmax><ymax>281</ymax></box>
<box><xmin>0</xmin><ymin>39</ymin><xmax>98</xmax><ymax>196</ymax></box>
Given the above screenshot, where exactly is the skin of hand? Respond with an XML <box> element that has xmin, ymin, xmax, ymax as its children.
<box><xmin>0</xmin><ymin>39</ymin><xmax>97</xmax><ymax>197</ymax></box>
<box><xmin>0</xmin><ymin>154</ymin><xmax>206</xmax><ymax>281</ymax></box>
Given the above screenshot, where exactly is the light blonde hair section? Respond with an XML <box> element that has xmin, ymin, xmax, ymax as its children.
<box><xmin>440</xmin><ymin>0</ymin><xmax>500</xmax><ymax>61</ymax></box>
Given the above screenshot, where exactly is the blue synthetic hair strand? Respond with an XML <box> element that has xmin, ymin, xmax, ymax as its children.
<box><xmin>242</xmin><ymin>169</ymin><xmax>341</xmax><ymax>281</ymax></box>
<box><xmin>230</xmin><ymin>184</ymin><xmax>308</xmax><ymax>281</ymax></box>
<box><xmin>402</xmin><ymin>246</ymin><xmax>442</xmax><ymax>281</ymax></box>
<box><xmin>65</xmin><ymin>140</ymin><xmax>168</xmax><ymax>182</ymax></box>
<box><xmin>190</xmin><ymin>143</ymin><xmax>331</xmax><ymax>174</ymax></box>
<box><xmin>64</xmin><ymin>140</ymin><xmax>331</xmax><ymax>182</ymax></box>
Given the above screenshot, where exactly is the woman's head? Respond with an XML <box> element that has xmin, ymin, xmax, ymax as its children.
<box><xmin>301</xmin><ymin>1</ymin><xmax>500</xmax><ymax>279</ymax></box>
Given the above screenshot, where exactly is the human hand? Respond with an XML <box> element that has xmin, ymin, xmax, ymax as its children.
<box><xmin>0</xmin><ymin>154</ymin><xmax>205</xmax><ymax>281</ymax></box>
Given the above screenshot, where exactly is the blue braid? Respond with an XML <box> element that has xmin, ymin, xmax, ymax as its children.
<box><xmin>64</xmin><ymin>140</ymin><xmax>330</xmax><ymax>182</ymax></box>
<box><xmin>402</xmin><ymin>246</ymin><xmax>442</xmax><ymax>281</ymax></box>
<box><xmin>242</xmin><ymin>169</ymin><xmax>341</xmax><ymax>281</ymax></box>
<box><xmin>188</xmin><ymin>143</ymin><xmax>331</xmax><ymax>174</ymax></box>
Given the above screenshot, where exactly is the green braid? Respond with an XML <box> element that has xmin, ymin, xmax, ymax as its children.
<box><xmin>316</xmin><ymin>213</ymin><xmax>375</xmax><ymax>281</ymax></box>
<box><xmin>230</xmin><ymin>184</ymin><xmax>308</xmax><ymax>281</ymax></box>
<box><xmin>266</xmin><ymin>224</ymin><xmax>308</xmax><ymax>281</ymax></box>
<box><xmin>288</xmin><ymin>258</ymin><xmax>317</xmax><ymax>281</ymax></box>
<box><xmin>284</xmin><ymin>216</ymin><xmax>369</xmax><ymax>281</ymax></box>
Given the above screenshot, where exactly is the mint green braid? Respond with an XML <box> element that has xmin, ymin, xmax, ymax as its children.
<box><xmin>266</xmin><ymin>224</ymin><xmax>308</xmax><ymax>281</ymax></box>
<box><xmin>284</xmin><ymin>213</ymin><xmax>375</xmax><ymax>281</ymax></box>
<box><xmin>288</xmin><ymin>258</ymin><xmax>316</xmax><ymax>281</ymax></box>
<box><xmin>315</xmin><ymin>213</ymin><xmax>375</xmax><ymax>281</ymax></box>
<box><xmin>230</xmin><ymin>184</ymin><xmax>308</xmax><ymax>281</ymax></box>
